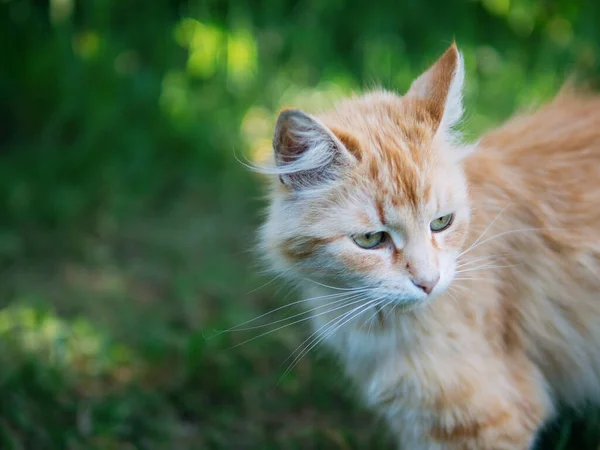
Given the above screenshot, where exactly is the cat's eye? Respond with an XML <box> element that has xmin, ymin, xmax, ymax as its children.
<box><xmin>352</xmin><ymin>232</ymin><xmax>386</xmax><ymax>249</ymax></box>
<box><xmin>430</xmin><ymin>214</ymin><xmax>454</xmax><ymax>232</ymax></box>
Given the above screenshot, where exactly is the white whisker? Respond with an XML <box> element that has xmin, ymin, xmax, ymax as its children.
<box><xmin>246</xmin><ymin>266</ymin><xmax>296</xmax><ymax>294</ymax></box>
<box><xmin>279</xmin><ymin>299</ymin><xmax>378</xmax><ymax>382</ymax></box>
<box><xmin>228</xmin><ymin>292</ymin><xmax>367</xmax><ymax>332</ymax></box>
<box><xmin>364</xmin><ymin>296</ymin><xmax>396</xmax><ymax>334</ymax></box>
<box><xmin>457</xmin><ymin>253</ymin><xmax>509</xmax><ymax>269</ymax></box>
<box><xmin>280</xmin><ymin>299</ymin><xmax>371</xmax><ymax>372</ymax></box>
<box><xmin>228</xmin><ymin>294</ymin><xmax>371</xmax><ymax>349</ymax></box>
<box><xmin>455</xmin><ymin>263</ymin><xmax>519</xmax><ymax>274</ymax></box>
<box><xmin>460</xmin><ymin>227</ymin><xmax>561</xmax><ymax>258</ymax></box>
<box><xmin>210</xmin><ymin>288</ymin><xmax>371</xmax><ymax>337</ymax></box>
<box><xmin>448</xmin><ymin>284</ymin><xmax>468</xmax><ymax>294</ymax></box>
<box><xmin>384</xmin><ymin>299</ymin><xmax>399</xmax><ymax>321</ymax></box>
<box><xmin>303</xmin><ymin>278</ymin><xmax>376</xmax><ymax>292</ymax></box>
<box><xmin>459</xmin><ymin>202</ymin><xmax>513</xmax><ymax>258</ymax></box>
<box><xmin>446</xmin><ymin>290</ymin><xmax>459</xmax><ymax>303</ymax></box>
<box><xmin>453</xmin><ymin>277</ymin><xmax>488</xmax><ymax>282</ymax></box>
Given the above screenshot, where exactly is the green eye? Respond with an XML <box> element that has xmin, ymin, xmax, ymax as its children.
<box><xmin>430</xmin><ymin>214</ymin><xmax>454</xmax><ymax>232</ymax></box>
<box><xmin>352</xmin><ymin>232</ymin><xmax>386</xmax><ymax>249</ymax></box>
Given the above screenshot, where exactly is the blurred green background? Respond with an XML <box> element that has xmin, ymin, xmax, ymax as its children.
<box><xmin>1</xmin><ymin>0</ymin><xmax>600</xmax><ymax>448</ymax></box>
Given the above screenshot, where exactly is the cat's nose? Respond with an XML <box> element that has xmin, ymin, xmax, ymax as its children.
<box><xmin>411</xmin><ymin>275</ymin><xmax>440</xmax><ymax>294</ymax></box>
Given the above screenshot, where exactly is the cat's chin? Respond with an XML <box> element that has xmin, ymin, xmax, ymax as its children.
<box><xmin>381</xmin><ymin>297</ymin><xmax>433</xmax><ymax>315</ymax></box>
<box><xmin>348</xmin><ymin>296</ymin><xmax>435</xmax><ymax>332</ymax></box>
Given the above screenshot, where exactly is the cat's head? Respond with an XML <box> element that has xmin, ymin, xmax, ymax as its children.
<box><xmin>259</xmin><ymin>43</ymin><xmax>472</xmax><ymax>312</ymax></box>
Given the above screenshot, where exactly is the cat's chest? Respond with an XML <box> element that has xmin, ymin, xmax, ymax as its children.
<box><xmin>323</xmin><ymin>327</ymin><xmax>438</xmax><ymax>410</ymax></box>
<box><xmin>317</xmin><ymin>319</ymin><xmax>422</xmax><ymax>386</ymax></box>
<box><xmin>314</xmin><ymin>314</ymin><xmax>483</xmax><ymax>409</ymax></box>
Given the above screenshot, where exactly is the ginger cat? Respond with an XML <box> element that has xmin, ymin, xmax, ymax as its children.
<box><xmin>257</xmin><ymin>43</ymin><xmax>600</xmax><ymax>449</ymax></box>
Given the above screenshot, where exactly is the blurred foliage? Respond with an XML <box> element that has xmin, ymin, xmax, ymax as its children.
<box><xmin>1</xmin><ymin>0</ymin><xmax>600</xmax><ymax>448</ymax></box>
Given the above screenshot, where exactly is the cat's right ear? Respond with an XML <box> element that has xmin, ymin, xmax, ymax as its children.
<box><xmin>406</xmin><ymin>42</ymin><xmax>465</xmax><ymax>135</ymax></box>
<box><xmin>272</xmin><ymin>109</ymin><xmax>356</xmax><ymax>189</ymax></box>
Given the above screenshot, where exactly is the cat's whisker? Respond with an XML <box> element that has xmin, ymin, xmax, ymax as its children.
<box><xmin>302</xmin><ymin>278</ymin><xmax>377</xmax><ymax>292</ymax></box>
<box><xmin>456</xmin><ymin>259</ymin><xmax>505</xmax><ymax>272</ymax></box>
<box><xmin>246</xmin><ymin>266</ymin><xmax>297</xmax><ymax>294</ymax></box>
<box><xmin>279</xmin><ymin>299</ymin><xmax>379</xmax><ymax>383</ymax></box>
<box><xmin>267</xmin><ymin>277</ymin><xmax>296</xmax><ymax>301</ymax></box>
<box><xmin>453</xmin><ymin>277</ymin><xmax>489</xmax><ymax>282</ymax></box>
<box><xmin>458</xmin><ymin>202</ymin><xmax>513</xmax><ymax>258</ymax></box>
<box><xmin>455</xmin><ymin>263</ymin><xmax>520</xmax><ymax>274</ymax></box>
<box><xmin>279</xmin><ymin>298</ymin><xmax>374</xmax><ymax>372</ymax></box>
<box><xmin>366</xmin><ymin>296</ymin><xmax>402</xmax><ymax>333</ymax></box>
<box><xmin>459</xmin><ymin>227</ymin><xmax>563</xmax><ymax>258</ymax></box>
<box><xmin>284</xmin><ymin>300</ymin><xmax>377</xmax><ymax>368</ymax></box>
<box><xmin>227</xmin><ymin>292</ymin><xmax>368</xmax><ymax>332</ymax></box>
<box><xmin>384</xmin><ymin>298</ymin><xmax>401</xmax><ymax>321</ymax></box>
<box><xmin>457</xmin><ymin>253</ymin><xmax>510</xmax><ymax>269</ymax></box>
<box><xmin>278</xmin><ymin>284</ymin><xmax>298</xmax><ymax>303</ymax></box>
<box><xmin>209</xmin><ymin>289</ymin><xmax>371</xmax><ymax>338</ymax></box>
<box><xmin>254</xmin><ymin>260</ymin><xmax>302</xmax><ymax>276</ymax></box>
<box><xmin>374</xmin><ymin>297</ymin><xmax>401</xmax><ymax>330</ymax></box>
<box><xmin>367</xmin><ymin>298</ymin><xmax>395</xmax><ymax>334</ymax></box>
<box><xmin>446</xmin><ymin>290</ymin><xmax>459</xmax><ymax>303</ymax></box>
<box><xmin>228</xmin><ymin>294</ymin><xmax>373</xmax><ymax>349</ymax></box>
<box><xmin>361</xmin><ymin>296</ymin><xmax>394</xmax><ymax>335</ymax></box>
<box><xmin>448</xmin><ymin>284</ymin><xmax>468</xmax><ymax>295</ymax></box>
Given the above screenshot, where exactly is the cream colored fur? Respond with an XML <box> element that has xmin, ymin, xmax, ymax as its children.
<box><xmin>257</xmin><ymin>43</ymin><xmax>600</xmax><ymax>449</ymax></box>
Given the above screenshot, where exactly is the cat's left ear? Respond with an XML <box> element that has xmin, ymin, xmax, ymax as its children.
<box><xmin>406</xmin><ymin>42</ymin><xmax>465</xmax><ymax>134</ymax></box>
<box><xmin>271</xmin><ymin>109</ymin><xmax>357</xmax><ymax>189</ymax></box>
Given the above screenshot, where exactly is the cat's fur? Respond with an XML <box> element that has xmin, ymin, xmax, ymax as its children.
<box><xmin>258</xmin><ymin>43</ymin><xmax>600</xmax><ymax>449</ymax></box>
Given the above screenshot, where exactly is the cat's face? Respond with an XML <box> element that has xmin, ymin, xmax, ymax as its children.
<box><xmin>260</xmin><ymin>44</ymin><xmax>471</xmax><ymax>312</ymax></box>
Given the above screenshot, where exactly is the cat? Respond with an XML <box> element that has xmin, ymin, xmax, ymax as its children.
<box><xmin>256</xmin><ymin>42</ymin><xmax>600</xmax><ymax>449</ymax></box>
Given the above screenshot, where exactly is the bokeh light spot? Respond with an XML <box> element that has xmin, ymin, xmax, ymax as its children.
<box><xmin>227</xmin><ymin>28</ymin><xmax>258</xmax><ymax>89</ymax></box>
<box><xmin>50</xmin><ymin>0</ymin><xmax>74</xmax><ymax>25</ymax></box>
<box><xmin>174</xmin><ymin>18</ymin><xmax>224</xmax><ymax>79</ymax></box>
<box><xmin>72</xmin><ymin>31</ymin><xmax>100</xmax><ymax>60</ymax></box>
<box><xmin>546</xmin><ymin>17</ymin><xmax>573</xmax><ymax>47</ymax></box>
<box><xmin>482</xmin><ymin>0</ymin><xmax>510</xmax><ymax>17</ymax></box>
<box><xmin>159</xmin><ymin>71</ymin><xmax>191</xmax><ymax>121</ymax></box>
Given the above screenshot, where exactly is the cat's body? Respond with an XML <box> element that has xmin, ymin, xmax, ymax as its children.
<box><xmin>316</xmin><ymin>91</ymin><xmax>600</xmax><ymax>449</ymax></box>
<box><xmin>258</xmin><ymin>44</ymin><xmax>600</xmax><ymax>449</ymax></box>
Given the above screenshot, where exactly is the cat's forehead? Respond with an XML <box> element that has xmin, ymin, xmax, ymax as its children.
<box><xmin>334</xmin><ymin>164</ymin><xmax>438</xmax><ymax>224</ymax></box>
<box><xmin>326</xmin><ymin>99</ymin><xmax>437</xmax><ymax>194</ymax></box>
<box><xmin>331</xmin><ymin>146</ymin><xmax>458</xmax><ymax>229</ymax></box>
<box><xmin>317</xmin><ymin>91</ymin><xmax>459</xmax><ymax>220</ymax></box>
<box><xmin>322</xmin><ymin>92</ymin><xmax>440</xmax><ymax>187</ymax></box>
<box><xmin>321</xmin><ymin>91</ymin><xmax>438</xmax><ymax>153</ymax></box>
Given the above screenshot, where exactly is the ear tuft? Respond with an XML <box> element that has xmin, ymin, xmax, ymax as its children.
<box><xmin>272</xmin><ymin>109</ymin><xmax>354</xmax><ymax>189</ymax></box>
<box><xmin>444</xmin><ymin>45</ymin><xmax>465</xmax><ymax>129</ymax></box>
<box><xmin>407</xmin><ymin>43</ymin><xmax>465</xmax><ymax>133</ymax></box>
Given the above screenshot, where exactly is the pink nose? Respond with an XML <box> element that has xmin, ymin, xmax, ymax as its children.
<box><xmin>411</xmin><ymin>275</ymin><xmax>440</xmax><ymax>294</ymax></box>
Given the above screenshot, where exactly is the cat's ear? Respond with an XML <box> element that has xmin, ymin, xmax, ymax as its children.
<box><xmin>272</xmin><ymin>109</ymin><xmax>356</xmax><ymax>189</ymax></box>
<box><xmin>407</xmin><ymin>42</ymin><xmax>465</xmax><ymax>133</ymax></box>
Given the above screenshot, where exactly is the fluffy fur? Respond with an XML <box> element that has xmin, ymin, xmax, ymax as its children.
<box><xmin>257</xmin><ymin>43</ymin><xmax>600</xmax><ymax>449</ymax></box>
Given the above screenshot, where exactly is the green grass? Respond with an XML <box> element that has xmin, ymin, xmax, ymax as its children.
<box><xmin>3</xmin><ymin>0</ymin><xmax>600</xmax><ymax>448</ymax></box>
<box><xmin>1</xmin><ymin>175</ymin><xmax>600</xmax><ymax>450</ymax></box>
<box><xmin>0</xmin><ymin>188</ymin><xmax>394</xmax><ymax>449</ymax></box>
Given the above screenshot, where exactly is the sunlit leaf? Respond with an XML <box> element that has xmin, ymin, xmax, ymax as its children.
<box><xmin>159</xmin><ymin>71</ymin><xmax>191</xmax><ymax>121</ymax></box>
<box><xmin>227</xmin><ymin>28</ymin><xmax>258</xmax><ymax>89</ymax></box>
<box><xmin>482</xmin><ymin>0</ymin><xmax>510</xmax><ymax>17</ymax></box>
<box><xmin>546</xmin><ymin>17</ymin><xmax>573</xmax><ymax>47</ymax></box>
<box><xmin>72</xmin><ymin>31</ymin><xmax>100</xmax><ymax>60</ymax></box>
<box><xmin>49</xmin><ymin>0</ymin><xmax>74</xmax><ymax>25</ymax></box>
